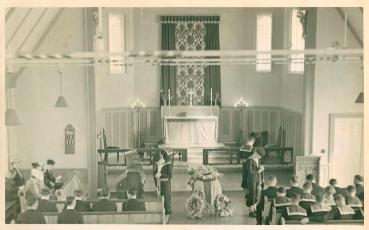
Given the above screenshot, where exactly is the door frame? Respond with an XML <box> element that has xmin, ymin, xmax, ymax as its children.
<box><xmin>328</xmin><ymin>112</ymin><xmax>364</xmax><ymax>179</ymax></box>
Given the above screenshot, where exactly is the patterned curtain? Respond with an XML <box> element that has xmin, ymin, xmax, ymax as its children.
<box><xmin>160</xmin><ymin>16</ymin><xmax>220</xmax><ymax>106</ymax></box>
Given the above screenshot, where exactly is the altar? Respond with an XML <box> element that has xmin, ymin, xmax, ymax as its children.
<box><xmin>161</xmin><ymin>106</ymin><xmax>219</xmax><ymax>147</ymax></box>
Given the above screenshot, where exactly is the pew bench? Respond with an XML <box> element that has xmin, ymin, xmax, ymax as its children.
<box><xmin>282</xmin><ymin>218</ymin><xmax>364</xmax><ymax>225</ymax></box>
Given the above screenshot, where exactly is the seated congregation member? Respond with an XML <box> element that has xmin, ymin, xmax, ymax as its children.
<box><xmin>123</xmin><ymin>188</ymin><xmax>146</xmax><ymax>211</ymax></box>
<box><xmin>322</xmin><ymin>186</ymin><xmax>336</xmax><ymax>206</ymax></box>
<box><xmin>44</xmin><ymin>159</ymin><xmax>64</xmax><ymax>190</ymax></box>
<box><xmin>25</xmin><ymin>164</ymin><xmax>44</xmax><ymax>199</ymax></box>
<box><xmin>346</xmin><ymin>185</ymin><xmax>363</xmax><ymax>208</ymax></box>
<box><xmin>92</xmin><ymin>187</ymin><xmax>117</xmax><ymax>211</ymax></box>
<box><xmin>37</xmin><ymin>188</ymin><xmax>58</xmax><ymax>212</ymax></box>
<box><xmin>354</xmin><ymin>175</ymin><xmax>364</xmax><ymax>202</ymax></box>
<box><xmin>286</xmin><ymin>175</ymin><xmax>304</xmax><ymax>198</ymax></box>
<box><xmin>17</xmin><ymin>191</ymin><xmax>46</xmax><ymax>224</ymax></box>
<box><xmin>5</xmin><ymin>171</ymin><xmax>19</xmax><ymax>202</ymax></box>
<box><xmin>307</xmin><ymin>194</ymin><xmax>332</xmax><ymax>223</ymax></box>
<box><xmin>57</xmin><ymin>196</ymin><xmax>84</xmax><ymax>224</ymax></box>
<box><xmin>9</xmin><ymin>158</ymin><xmax>25</xmax><ymax>187</ymax></box>
<box><xmin>329</xmin><ymin>194</ymin><xmax>356</xmax><ymax>220</ymax></box>
<box><xmin>299</xmin><ymin>182</ymin><xmax>316</xmax><ymax>210</ymax></box>
<box><xmin>255</xmin><ymin>175</ymin><xmax>278</xmax><ymax>225</ymax></box>
<box><xmin>281</xmin><ymin>193</ymin><xmax>308</xmax><ymax>222</ymax></box>
<box><xmin>273</xmin><ymin>187</ymin><xmax>291</xmax><ymax>210</ymax></box>
<box><xmin>329</xmin><ymin>178</ymin><xmax>349</xmax><ymax>198</ymax></box>
<box><xmin>305</xmin><ymin>174</ymin><xmax>324</xmax><ymax>197</ymax></box>
<box><xmin>74</xmin><ymin>189</ymin><xmax>91</xmax><ymax>212</ymax></box>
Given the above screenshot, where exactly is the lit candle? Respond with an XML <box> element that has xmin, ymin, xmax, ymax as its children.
<box><xmin>210</xmin><ymin>88</ymin><xmax>213</xmax><ymax>106</ymax></box>
<box><xmin>168</xmin><ymin>89</ymin><xmax>171</xmax><ymax>107</ymax></box>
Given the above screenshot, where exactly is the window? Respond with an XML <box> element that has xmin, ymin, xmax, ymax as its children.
<box><xmin>290</xmin><ymin>9</ymin><xmax>305</xmax><ymax>73</ymax></box>
<box><xmin>108</xmin><ymin>13</ymin><xmax>126</xmax><ymax>74</ymax></box>
<box><xmin>256</xmin><ymin>14</ymin><xmax>272</xmax><ymax>72</ymax></box>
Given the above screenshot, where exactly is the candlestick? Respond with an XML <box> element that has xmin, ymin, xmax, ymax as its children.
<box><xmin>210</xmin><ymin>88</ymin><xmax>213</xmax><ymax>106</ymax></box>
<box><xmin>343</xmin><ymin>12</ymin><xmax>347</xmax><ymax>48</ymax></box>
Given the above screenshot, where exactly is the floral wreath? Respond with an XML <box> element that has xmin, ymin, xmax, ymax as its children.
<box><xmin>184</xmin><ymin>190</ymin><xmax>211</xmax><ymax>219</ymax></box>
<box><xmin>214</xmin><ymin>193</ymin><xmax>234</xmax><ymax>217</ymax></box>
<box><xmin>187</xmin><ymin>165</ymin><xmax>223</xmax><ymax>186</ymax></box>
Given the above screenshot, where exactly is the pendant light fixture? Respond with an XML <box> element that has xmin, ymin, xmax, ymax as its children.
<box><xmin>55</xmin><ymin>70</ymin><xmax>68</xmax><ymax>107</ymax></box>
<box><xmin>5</xmin><ymin>89</ymin><xmax>21</xmax><ymax>126</ymax></box>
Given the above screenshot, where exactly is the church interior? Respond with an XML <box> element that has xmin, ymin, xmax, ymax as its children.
<box><xmin>3</xmin><ymin>6</ymin><xmax>365</xmax><ymax>225</ymax></box>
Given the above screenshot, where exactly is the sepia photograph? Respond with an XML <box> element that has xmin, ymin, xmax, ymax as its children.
<box><xmin>1</xmin><ymin>0</ymin><xmax>367</xmax><ymax>228</ymax></box>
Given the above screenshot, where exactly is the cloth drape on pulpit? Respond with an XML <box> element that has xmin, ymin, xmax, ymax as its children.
<box><xmin>160</xmin><ymin>16</ymin><xmax>221</xmax><ymax>106</ymax></box>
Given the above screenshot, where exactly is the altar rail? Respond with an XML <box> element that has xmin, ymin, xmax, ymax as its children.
<box><xmin>102</xmin><ymin>106</ymin><xmax>302</xmax><ymax>155</ymax></box>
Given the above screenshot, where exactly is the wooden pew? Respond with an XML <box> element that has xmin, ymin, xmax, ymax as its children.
<box><xmin>282</xmin><ymin>219</ymin><xmax>364</xmax><ymax>225</ymax></box>
<box><xmin>262</xmin><ymin>197</ymin><xmax>272</xmax><ymax>224</ymax></box>
<box><xmin>270</xmin><ymin>207</ymin><xmax>284</xmax><ymax>225</ymax></box>
<box><xmin>43</xmin><ymin>197</ymin><xmax>165</xmax><ymax>224</ymax></box>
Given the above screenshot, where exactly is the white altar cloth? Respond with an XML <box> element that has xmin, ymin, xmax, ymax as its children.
<box><xmin>164</xmin><ymin>116</ymin><xmax>218</xmax><ymax>146</ymax></box>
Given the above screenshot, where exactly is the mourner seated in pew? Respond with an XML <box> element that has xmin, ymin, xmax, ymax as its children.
<box><xmin>255</xmin><ymin>175</ymin><xmax>278</xmax><ymax>225</ymax></box>
<box><xmin>92</xmin><ymin>187</ymin><xmax>117</xmax><ymax>211</ymax></box>
<box><xmin>329</xmin><ymin>194</ymin><xmax>357</xmax><ymax>220</ymax></box>
<box><xmin>17</xmin><ymin>191</ymin><xmax>46</xmax><ymax>224</ymax></box>
<box><xmin>307</xmin><ymin>194</ymin><xmax>332</xmax><ymax>223</ymax></box>
<box><xmin>329</xmin><ymin>178</ymin><xmax>349</xmax><ymax>198</ymax></box>
<box><xmin>305</xmin><ymin>174</ymin><xmax>325</xmax><ymax>197</ymax></box>
<box><xmin>37</xmin><ymin>188</ymin><xmax>58</xmax><ymax>212</ymax></box>
<box><xmin>286</xmin><ymin>175</ymin><xmax>304</xmax><ymax>198</ymax></box>
<box><xmin>346</xmin><ymin>185</ymin><xmax>363</xmax><ymax>208</ymax></box>
<box><xmin>300</xmin><ymin>182</ymin><xmax>316</xmax><ymax>210</ymax></box>
<box><xmin>354</xmin><ymin>175</ymin><xmax>364</xmax><ymax>203</ymax></box>
<box><xmin>122</xmin><ymin>188</ymin><xmax>146</xmax><ymax>211</ymax></box>
<box><xmin>322</xmin><ymin>186</ymin><xmax>336</xmax><ymax>206</ymax></box>
<box><xmin>74</xmin><ymin>189</ymin><xmax>91</xmax><ymax>212</ymax></box>
<box><xmin>280</xmin><ymin>193</ymin><xmax>308</xmax><ymax>224</ymax></box>
<box><xmin>57</xmin><ymin>196</ymin><xmax>84</xmax><ymax>224</ymax></box>
<box><xmin>273</xmin><ymin>187</ymin><xmax>291</xmax><ymax>210</ymax></box>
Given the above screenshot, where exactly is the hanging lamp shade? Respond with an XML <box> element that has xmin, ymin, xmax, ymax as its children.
<box><xmin>5</xmin><ymin>108</ymin><xmax>21</xmax><ymax>126</ymax></box>
<box><xmin>55</xmin><ymin>70</ymin><xmax>68</xmax><ymax>108</ymax></box>
<box><xmin>55</xmin><ymin>96</ymin><xmax>68</xmax><ymax>107</ymax></box>
<box><xmin>355</xmin><ymin>92</ymin><xmax>364</xmax><ymax>103</ymax></box>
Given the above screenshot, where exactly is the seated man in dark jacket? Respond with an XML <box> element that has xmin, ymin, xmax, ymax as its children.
<box><xmin>281</xmin><ymin>193</ymin><xmax>308</xmax><ymax>222</ymax></box>
<box><xmin>74</xmin><ymin>189</ymin><xmax>91</xmax><ymax>212</ymax></box>
<box><xmin>305</xmin><ymin>174</ymin><xmax>325</xmax><ymax>197</ymax></box>
<box><xmin>329</xmin><ymin>178</ymin><xmax>349</xmax><ymax>198</ymax></box>
<box><xmin>329</xmin><ymin>194</ymin><xmax>356</xmax><ymax>220</ymax></box>
<box><xmin>123</xmin><ymin>188</ymin><xmax>146</xmax><ymax>211</ymax></box>
<box><xmin>57</xmin><ymin>196</ymin><xmax>83</xmax><ymax>224</ymax></box>
<box><xmin>37</xmin><ymin>188</ymin><xmax>58</xmax><ymax>212</ymax></box>
<box><xmin>255</xmin><ymin>175</ymin><xmax>278</xmax><ymax>225</ymax></box>
<box><xmin>17</xmin><ymin>191</ymin><xmax>46</xmax><ymax>224</ymax></box>
<box><xmin>92</xmin><ymin>187</ymin><xmax>117</xmax><ymax>211</ymax></box>
<box><xmin>286</xmin><ymin>175</ymin><xmax>304</xmax><ymax>198</ymax></box>
<box><xmin>300</xmin><ymin>182</ymin><xmax>316</xmax><ymax>210</ymax></box>
<box><xmin>307</xmin><ymin>194</ymin><xmax>332</xmax><ymax>223</ymax></box>
<box><xmin>354</xmin><ymin>175</ymin><xmax>364</xmax><ymax>203</ymax></box>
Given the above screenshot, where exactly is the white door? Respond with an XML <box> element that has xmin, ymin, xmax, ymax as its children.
<box><xmin>329</xmin><ymin>114</ymin><xmax>363</xmax><ymax>187</ymax></box>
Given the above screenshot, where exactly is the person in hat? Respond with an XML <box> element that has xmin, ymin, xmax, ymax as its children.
<box><xmin>74</xmin><ymin>189</ymin><xmax>91</xmax><ymax>212</ymax></box>
<box><xmin>44</xmin><ymin>159</ymin><xmax>64</xmax><ymax>190</ymax></box>
<box><xmin>9</xmin><ymin>159</ymin><xmax>25</xmax><ymax>187</ymax></box>
<box><xmin>37</xmin><ymin>188</ymin><xmax>58</xmax><ymax>212</ymax></box>
<box><xmin>154</xmin><ymin>149</ymin><xmax>173</xmax><ymax>221</ymax></box>
<box><xmin>24</xmin><ymin>165</ymin><xmax>45</xmax><ymax>199</ymax></box>
<box><xmin>122</xmin><ymin>188</ymin><xmax>146</xmax><ymax>211</ymax></box>
<box><xmin>92</xmin><ymin>187</ymin><xmax>117</xmax><ymax>211</ymax></box>
<box><xmin>241</xmin><ymin>147</ymin><xmax>265</xmax><ymax>217</ymax></box>
<box><xmin>57</xmin><ymin>196</ymin><xmax>84</xmax><ymax>224</ymax></box>
<box><xmin>17</xmin><ymin>190</ymin><xmax>46</xmax><ymax>224</ymax></box>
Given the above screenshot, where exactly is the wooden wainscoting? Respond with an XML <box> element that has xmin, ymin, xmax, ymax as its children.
<box><xmin>102</xmin><ymin>106</ymin><xmax>302</xmax><ymax>155</ymax></box>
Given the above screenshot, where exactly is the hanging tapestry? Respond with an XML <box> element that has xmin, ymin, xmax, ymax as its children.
<box><xmin>160</xmin><ymin>16</ymin><xmax>221</xmax><ymax>106</ymax></box>
<box><xmin>175</xmin><ymin>21</ymin><xmax>206</xmax><ymax>105</ymax></box>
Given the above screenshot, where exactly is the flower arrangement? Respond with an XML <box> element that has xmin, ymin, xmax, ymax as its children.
<box><xmin>184</xmin><ymin>190</ymin><xmax>211</xmax><ymax>219</ymax></box>
<box><xmin>187</xmin><ymin>165</ymin><xmax>223</xmax><ymax>186</ymax></box>
<box><xmin>214</xmin><ymin>193</ymin><xmax>234</xmax><ymax>217</ymax></box>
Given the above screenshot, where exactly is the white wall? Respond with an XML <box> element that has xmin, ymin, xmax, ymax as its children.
<box><xmin>312</xmin><ymin>8</ymin><xmax>363</xmax><ymax>158</ymax></box>
<box><xmin>96</xmin><ymin>8</ymin><xmax>304</xmax><ymax>112</ymax></box>
<box><xmin>9</xmin><ymin>9</ymin><xmax>88</xmax><ymax>169</ymax></box>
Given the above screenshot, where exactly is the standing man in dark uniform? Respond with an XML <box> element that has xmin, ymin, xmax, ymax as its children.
<box><xmin>44</xmin><ymin>159</ymin><xmax>64</xmax><ymax>190</ymax></box>
<box><xmin>154</xmin><ymin>150</ymin><xmax>172</xmax><ymax>222</ymax></box>
<box><xmin>241</xmin><ymin>148</ymin><xmax>265</xmax><ymax>217</ymax></box>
